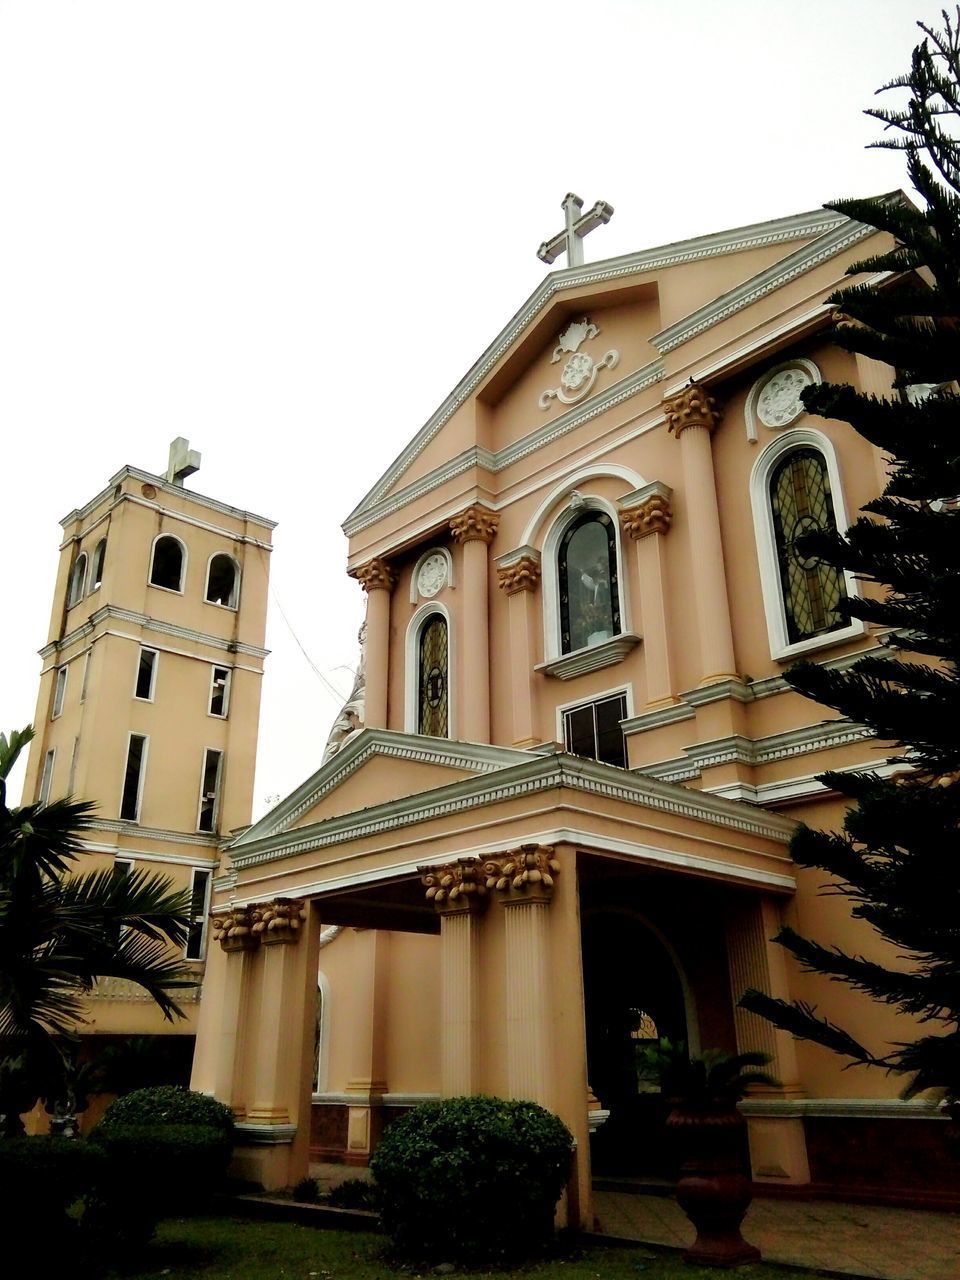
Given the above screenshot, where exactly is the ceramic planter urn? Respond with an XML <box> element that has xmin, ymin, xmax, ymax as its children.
<box><xmin>665</xmin><ymin>1103</ymin><xmax>760</xmax><ymax>1268</ymax></box>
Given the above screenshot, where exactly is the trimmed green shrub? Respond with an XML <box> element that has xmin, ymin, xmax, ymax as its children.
<box><xmin>370</xmin><ymin>1095</ymin><xmax>573</xmax><ymax>1263</ymax></box>
<box><xmin>328</xmin><ymin>1177</ymin><xmax>377</xmax><ymax>1210</ymax></box>
<box><xmin>293</xmin><ymin>1175</ymin><xmax>320</xmax><ymax>1203</ymax></box>
<box><xmin>96</xmin><ymin>1084</ymin><xmax>234</xmax><ymax>1135</ymax></box>
<box><xmin>0</xmin><ymin>1136</ymin><xmax>105</xmax><ymax>1234</ymax></box>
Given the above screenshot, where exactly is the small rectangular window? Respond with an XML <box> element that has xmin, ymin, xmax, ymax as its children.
<box><xmin>51</xmin><ymin>667</ymin><xmax>67</xmax><ymax>719</ymax></box>
<box><xmin>38</xmin><ymin>749</ymin><xmax>56</xmax><ymax>805</ymax></box>
<box><xmin>197</xmin><ymin>749</ymin><xmax>223</xmax><ymax>833</ymax></box>
<box><xmin>80</xmin><ymin>651</ymin><xmax>91</xmax><ymax>703</ymax></box>
<box><xmin>135</xmin><ymin>648</ymin><xmax>158</xmax><ymax>701</ymax></box>
<box><xmin>120</xmin><ymin>734</ymin><xmax>148</xmax><ymax>821</ymax></box>
<box><xmin>563</xmin><ymin>693</ymin><xmax>627</xmax><ymax>768</ymax></box>
<box><xmin>185</xmin><ymin>868</ymin><xmax>212</xmax><ymax>960</ymax></box>
<box><xmin>209</xmin><ymin>666</ymin><xmax>231</xmax><ymax>718</ymax></box>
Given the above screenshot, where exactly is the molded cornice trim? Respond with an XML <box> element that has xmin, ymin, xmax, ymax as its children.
<box><xmin>62</xmin><ymin>465</ymin><xmax>276</xmax><ymax>531</ymax></box>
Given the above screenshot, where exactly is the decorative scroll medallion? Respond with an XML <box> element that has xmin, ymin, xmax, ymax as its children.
<box><xmin>539</xmin><ymin>318</ymin><xmax>619</xmax><ymax>410</ymax></box>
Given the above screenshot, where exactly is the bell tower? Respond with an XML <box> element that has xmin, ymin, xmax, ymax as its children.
<box><xmin>21</xmin><ymin>441</ymin><xmax>275</xmax><ymax>1037</ymax></box>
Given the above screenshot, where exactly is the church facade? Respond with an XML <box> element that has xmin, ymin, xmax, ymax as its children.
<box><xmin>191</xmin><ymin>200</ymin><xmax>954</xmax><ymax>1214</ymax></box>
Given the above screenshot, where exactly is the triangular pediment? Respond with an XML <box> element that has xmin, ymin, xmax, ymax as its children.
<box><xmin>343</xmin><ymin>204</ymin><xmax>879</xmax><ymax>537</ymax></box>
<box><xmin>232</xmin><ymin>730</ymin><xmax>532</xmax><ymax>845</ymax></box>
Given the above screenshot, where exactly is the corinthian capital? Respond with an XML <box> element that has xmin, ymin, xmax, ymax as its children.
<box><xmin>663</xmin><ymin>382</ymin><xmax>721</xmax><ymax>437</ymax></box>
<box><xmin>481</xmin><ymin>844</ymin><xmax>561</xmax><ymax>905</ymax></box>
<box><xmin>349</xmin><ymin>557</ymin><xmax>397</xmax><ymax>593</ymax></box>
<box><xmin>497</xmin><ymin>556</ymin><xmax>542</xmax><ymax>595</ymax></box>
<box><xmin>211</xmin><ymin>906</ymin><xmax>259</xmax><ymax>953</ymax></box>
<box><xmin>449</xmin><ymin>505</ymin><xmax>499</xmax><ymax>546</ymax></box>
<box><xmin>250</xmin><ymin>898</ymin><xmax>306</xmax><ymax>945</ymax></box>
<box><xmin>620</xmin><ymin>495</ymin><xmax>673</xmax><ymax>540</ymax></box>
<box><xmin>420</xmin><ymin>857</ymin><xmax>488</xmax><ymax>915</ymax></box>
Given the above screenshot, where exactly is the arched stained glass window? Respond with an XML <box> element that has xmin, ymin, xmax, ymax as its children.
<box><xmin>558</xmin><ymin>512</ymin><xmax>621</xmax><ymax>654</ymax></box>
<box><xmin>418</xmin><ymin>614</ymin><xmax>448</xmax><ymax>737</ymax></box>
<box><xmin>770</xmin><ymin>448</ymin><xmax>847</xmax><ymax>643</ymax></box>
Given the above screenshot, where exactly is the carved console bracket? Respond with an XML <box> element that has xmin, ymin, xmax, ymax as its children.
<box><xmin>449</xmin><ymin>505</ymin><xmax>499</xmax><ymax>546</ymax></box>
<box><xmin>663</xmin><ymin>382</ymin><xmax>721</xmax><ymax>437</ymax></box>
<box><xmin>420</xmin><ymin>857</ymin><xmax>488</xmax><ymax>915</ymax></box>
<box><xmin>349</xmin><ymin>558</ymin><xmax>397</xmax><ymax>593</ymax></box>
<box><xmin>481</xmin><ymin>843</ymin><xmax>561</xmax><ymax>905</ymax></box>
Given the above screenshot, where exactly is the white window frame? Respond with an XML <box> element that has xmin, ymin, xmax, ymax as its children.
<box><xmin>68</xmin><ymin>737</ymin><xmax>80</xmax><ymax>793</ymax></box>
<box><xmin>749</xmin><ymin>427</ymin><xmax>865</xmax><ymax>662</ymax></box>
<box><xmin>51</xmin><ymin>666</ymin><xmax>68</xmax><ymax>719</ymax></box>
<box><xmin>38</xmin><ymin>748</ymin><xmax>56</xmax><ymax>805</ymax></box>
<box><xmin>196</xmin><ymin>747</ymin><xmax>224</xmax><ymax>833</ymax></box>
<box><xmin>89</xmin><ymin>537</ymin><xmax>107</xmax><ymax>592</ymax></box>
<box><xmin>404</xmin><ymin>602</ymin><xmax>454</xmax><ymax>737</ymax></box>
<box><xmin>184</xmin><ymin>867</ymin><xmax>213</xmax><ymax>960</ymax></box>
<box><xmin>541</xmin><ymin>495</ymin><xmax>631</xmax><ymax>664</ymax></box>
<box><xmin>556</xmin><ymin>684</ymin><xmax>633</xmax><ymax>766</ymax></box>
<box><xmin>119</xmin><ymin>732</ymin><xmax>149</xmax><ymax>822</ymax></box>
<box><xmin>208</xmin><ymin>665</ymin><xmax>231</xmax><ymax>718</ymax></box>
<box><xmin>203</xmin><ymin>552</ymin><xmax>241</xmax><ymax>610</ymax></box>
<box><xmin>80</xmin><ymin>650</ymin><xmax>91</xmax><ymax>703</ymax></box>
<box><xmin>148</xmin><ymin>533</ymin><xmax>188</xmax><ymax>594</ymax></box>
<box><xmin>67</xmin><ymin>552</ymin><xmax>88</xmax><ymax>607</ymax></box>
<box><xmin>134</xmin><ymin>647</ymin><xmax>159</xmax><ymax>702</ymax></box>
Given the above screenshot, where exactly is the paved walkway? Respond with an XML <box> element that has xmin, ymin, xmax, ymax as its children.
<box><xmin>593</xmin><ymin>1188</ymin><xmax>959</xmax><ymax>1280</ymax></box>
<box><xmin>311</xmin><ymin>1164</ymin><xmax>957</xmax><ymax>1279</ymax></box>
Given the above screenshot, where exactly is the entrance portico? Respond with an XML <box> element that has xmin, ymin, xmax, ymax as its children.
<box><xmin>191</xmin><ymin>730</ymin><xmax>804</xmax><ymax>1218</ymax></box>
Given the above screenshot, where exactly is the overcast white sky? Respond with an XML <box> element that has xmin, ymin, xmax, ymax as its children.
<box><xmin>0</xmin><ymin>1</ymin><xmax>925</xmax><ymax>814</ymax></box>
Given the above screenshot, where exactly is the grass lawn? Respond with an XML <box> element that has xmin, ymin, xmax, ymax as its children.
<box><xmin>104</xmin><ymin>1215</ymin><xmax>831</xmax><ymax>1280</ymax></box>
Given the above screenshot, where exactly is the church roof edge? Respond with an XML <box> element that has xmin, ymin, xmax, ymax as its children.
<box><xmin>343</xmin><ymin>200</ymin><xmax>895</xmax><ymax>534</ymax></box>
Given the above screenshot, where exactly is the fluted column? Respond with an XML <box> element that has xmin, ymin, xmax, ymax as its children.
<box><xmin>348</xmin><ymin>558</ymin><xmax>396</xmax><ymax>729</ymax></box>
<box><xmin>421</xmin><ymin>859</ymin><xmax>487</xmax><ymax>1097</ymax></box>
<box><xmin>619</xmin><ymin>483</ymin><xmax>674</xmax><ymax>707</ymax></box>
<box><xmin>450</xmin><ymin>505</ymin><xmax>499</xmax><ymax>743</ymax></box>
<box><xmin>190</xmin><ymin>907</ymin><xmax>258</xmax><ymax>1113</ymax></box>
<box><xmin>726</xmin><ymin>895</ymin><xmax>810</xmax><ymax>1185</ymax></box>
<box><xmin>664</xmin><ymin>384</ymin><xmax>737</xmax><ymax>686</ymax></box>
<box><xmin>482</xmin><ymin>845</ymin><xmax>561</xmax><ymax>1107</ymax></box>
<box><xmin>496</xmin><ymin>548</ymin><xmax>542</xmax><ymax>747</ymax></box>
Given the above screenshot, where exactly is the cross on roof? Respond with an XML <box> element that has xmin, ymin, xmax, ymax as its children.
<box><xmin>165</xmin><ymin>436</ymin><xmax>201</xmax><ymax>487</ymax></box>
<box><xmin>537</xmin><ymin>192</ymin><xmax>614</xmax><ymax>268</ymax></box>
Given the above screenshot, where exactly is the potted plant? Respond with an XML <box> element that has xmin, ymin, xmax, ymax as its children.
<box><xmin>637</xmin><ymin>1040</ymin><xmax>777</xmax><ymax>1268</ymax></box>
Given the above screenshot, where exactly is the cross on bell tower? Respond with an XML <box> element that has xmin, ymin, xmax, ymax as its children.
<box><xmin>165</xmin><ymin>436</ymin><xmax>201</xmax><ymax>486</ymax></box>
<box><xmin>537</xmin><ymin>192</ymin><xmax>614</xmax><ymax>268</ymax></box>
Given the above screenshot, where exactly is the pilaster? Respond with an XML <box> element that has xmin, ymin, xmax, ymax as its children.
<box><xmin>726</xmin><ymin>895</ymin><xmax>810</xmax><ymax>1187</ymax></box>
<box><xmin>495</xmin><ymin>547</ymin><xmax>542</xmax><ymax>747</ymax></box>
<box><xmin>421</xmin><ymin>858</ymin><xmax>487</xmax><ymax>1097</ymax></box>
<box><xmin>342</xmin><ymin>929</ymin><xmax>391</xmax><ymax>1164</ymax></box>
<box><xmin>349</xmin><ymin>558</ymin><xmax>396</xmax><ymax>730</ymax></box>
<box><xmin>619</xmin><ymin>483</ymin><xmax>675</xmax><ymax>707</ymax></box>
<box><xmin>664</xmin><ymin>384</ymin><xmax>737</xmax><ymax>686</ymax></box>
<box><xmin>482</xmin><ymin>844</ymin><xmax>560</xmax><ymax>1108</ymax></box>
<box><xmin>450</xmin><ymin>505</ymin><xmax>498</xmax><ymax>743</ymax></box>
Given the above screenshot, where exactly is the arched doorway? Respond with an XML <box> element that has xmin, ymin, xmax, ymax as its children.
<box><xmin>582</xmin><ymin>909</ymin><xmax>692</xmax><ymax>1178</ymax></box>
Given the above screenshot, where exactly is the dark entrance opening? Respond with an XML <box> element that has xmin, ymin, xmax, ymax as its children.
<box><xmin>582</xmin><ymin>909</ymin><xmax>688</xmax><ymax>1178</ymax></box>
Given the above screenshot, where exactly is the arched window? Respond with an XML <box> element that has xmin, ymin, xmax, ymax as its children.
<box><xmin>67</xmin><ymin>553</ymin><xmax>88</xmax><ymax>607</ymax></box>
<box><xmin>149</xmin><ymin>535</ymin><xmax>185</xmax><ymax>592</ymax></box>
<box><xmin>90</xmin><ymin>538</ymin><xmax>107</xmax><ymax>591</ymax></box>
<box><xmin>205</xmin><ymin>554</ymin><xmax>239</xmax><ymax>608</ymax></box>
<box><xmin>751</xmin><ymin>429</ymin><xmax>862</xmax><ymax>659</ymax></box>
<box><xmin>769</xmin><ymin>448</ymin><xmax>847</xmax><ymax>644</ymax></box>
<box><xmin>558</xmin><ymin>512</ymin><xmax>621</xmax><ymax>654</ymax></box>
<box><xmin>418</xmin><ymin>613</ymin><xmax>448</xmax><ymax>737</ymax></box>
